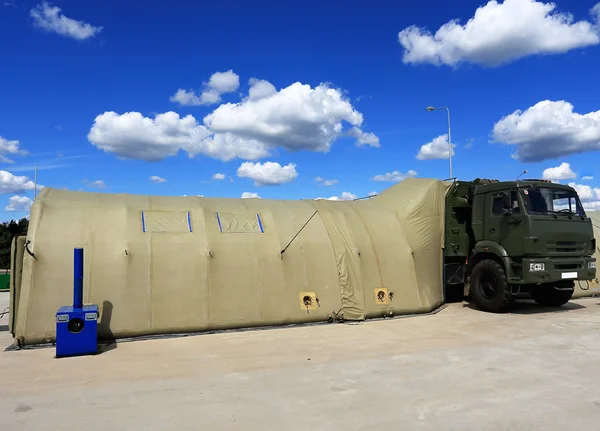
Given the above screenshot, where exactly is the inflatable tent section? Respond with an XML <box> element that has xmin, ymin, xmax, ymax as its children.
<box><xmin>9</xmin><ymin>178</ymin><xmax>451</xmax><ymax>346</ymax></box>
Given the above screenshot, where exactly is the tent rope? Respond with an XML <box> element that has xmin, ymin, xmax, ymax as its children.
<box><xmin>281</xmin><ymin>210</ymin><xmax>318</xmax><ymax>256</ymax></box>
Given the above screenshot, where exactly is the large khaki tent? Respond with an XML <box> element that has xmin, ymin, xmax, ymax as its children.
<box><xmin>10</xmin><ymin>178</ymin><xmax>451</xmax><ymax>345</ymax></box>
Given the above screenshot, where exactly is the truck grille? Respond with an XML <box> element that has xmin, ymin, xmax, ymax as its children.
<box><xmin>547</xmin><ymin>241</ymin><xmax>586</xmax><ymax>255</ymax></box>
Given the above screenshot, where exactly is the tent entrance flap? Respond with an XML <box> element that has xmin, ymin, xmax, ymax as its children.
<box><xmin>311</xmin><ymin>203</ymin><xmax>365</xmax><ymax>320</ymax></box>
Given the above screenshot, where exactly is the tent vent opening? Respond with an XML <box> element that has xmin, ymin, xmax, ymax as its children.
<box><xmin>216</xmin><ymin>212</ymin><xmax>265</xmax><ymax>234</ymax></box>
<box><xmin>141</xmin><ymin>211</ymin><xmax>192</xmax><ymax>233</ymax></box>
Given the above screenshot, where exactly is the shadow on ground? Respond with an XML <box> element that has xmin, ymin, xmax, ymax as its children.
<box><xmin>97</xmin><ymin>340</ymin><xmax>117</xmax><ymax>354</ymax></box>
<box><xmin>461</xmin><ymin>298</ymin><xmax>589</xmax><ymax>315</ymax></box>
<box><xmin>510</xmin><ymin>300</ymin><xmax>586</xmax><ymax>315</ymax></box>
<box><xmin>96</xmin><ymin>300</ymin><xmax>117</xmax><ymax>354</ymax></box>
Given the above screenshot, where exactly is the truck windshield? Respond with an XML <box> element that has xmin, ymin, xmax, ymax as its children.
<box><xmin>523</xmin><ymin>187</ymin><xmax>586</xmax><ymax>217</ymax></box>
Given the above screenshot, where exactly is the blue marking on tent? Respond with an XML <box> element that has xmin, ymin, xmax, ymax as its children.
<box><xmin>141</xmin><ymin>211</ymin><xmax>146</xmax><ymax>232</ymax></box>
<box><xmin>216</xmin><ymin>212</ymin><xmax>223</xmax><ymax>232</ymax></box>
<box><xmin>257</xmin><ymin>213</ymin><xmax>264</xmax><ymax>233</ymax></box>
<box><xmin>187</xmin><ymin>211</ymin><xmax>192</xmax><ymax>232</ymax></box>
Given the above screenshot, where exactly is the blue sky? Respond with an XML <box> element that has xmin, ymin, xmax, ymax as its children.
<box><xmin>1</xmin><ymin>0</ymin><xmax>600</xmax><ymax>220</ymax></box>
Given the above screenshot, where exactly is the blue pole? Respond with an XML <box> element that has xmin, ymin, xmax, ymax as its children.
<box><xmin>73</xmin><ymin>248</ymin><xmax>83</xmax><ymax>309</ymax></box>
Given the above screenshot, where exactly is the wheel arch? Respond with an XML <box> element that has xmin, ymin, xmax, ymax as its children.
<box><xmin>468</xmin><ymin>241</ymin><xmax>511</xmax><ymax>276</ymax></box>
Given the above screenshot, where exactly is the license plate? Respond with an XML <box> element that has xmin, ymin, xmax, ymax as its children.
<box><xmin>561</xmin><ymin>272</ymin><xmax>577</xmax><ymax>279</ymax></box>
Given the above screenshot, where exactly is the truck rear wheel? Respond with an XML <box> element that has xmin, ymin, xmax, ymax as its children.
<box><xmin>470</xmin><ymin>259</ymin><xmax>514</xmax><ymax>313</ymax></box>
<box><xmin>530</xmin><ymin>281</ymin><xmax>574</xmax><ymax>307</ymax></box>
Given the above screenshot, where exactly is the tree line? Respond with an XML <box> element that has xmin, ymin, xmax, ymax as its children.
<box><xmin>0</xmin><ymin>218</ymin><xmax>29</xmax><ymax>269</ymax></box>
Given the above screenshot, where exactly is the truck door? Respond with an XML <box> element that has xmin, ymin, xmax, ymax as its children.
<box><xmin>486</xmin><ymin>189</ymin><xmax>526</xmax><ymax>256</ymax></box>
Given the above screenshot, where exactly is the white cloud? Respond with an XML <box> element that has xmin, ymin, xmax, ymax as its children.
<box><xmin>416</xmin><ymin>134</ymin><xmax>455</xmax><ymax>160</ymax></box>
<box><xmin>30</xmin><ymin>2</ymin><xmax>102</xmax><ymax>40</ymax></box>
<box><xmin>368</xmin><ymin>191</ymin><xmax>378</xmax><ymax>197</ymax></box>
<box><xmin>347</xmin><ymin>127</ymin><xmax>380</xmax><ymax>148</ymax></box>
<box><xmin>582</xmin><ymin>176</ymin><xmax>594</xmax><ymax>181</ymax></box>
<box><xmin>567</xmin><ymin>182</ymin><xmax>600</xmax><ymax>201</ymax></box>
<box><xmin>207</xmin><ymin>70</ymin><xmax>240</xmax><ymax>93</ymax></box>
<box><xmin>594</xmin><ymin>3</ymin><xmax>600</xmax><ymax>22</ymax></box>
<box><xmin>84</xmin><ymin>179</ymin><xmax>105</xmax><ymax>189</ymax></box>
<box><xmin>0</xmin><ymin>136</ymin><xmax>28</xmax><ymax>157</ymax></box>
<box><xmin>241</xmin><ymin>192</ymin><xmax>261</xmax><ymax>199</ymax></box>
<box><xmin>169</xmin><ymin>89</ymin><xmax>217</xmax><ymax>107</ymax></box>
<box><xmin>583</xmin><ymin>201</ymin><xmax>600</xmax><ymax>211</ymax></box>
<box><xmin>204</xmin><ymin>80</ymin><xmax>377</xmax><ymax>153</ymax></box>
<box><xmin>236</xmin><ymin>161</ymin><xmax>298</xmax><ymax>186</ymax></box>
<box><xmin>248</xmin><ymin>78</ymin><xmax>277</xmax><ymax>101</ymax></box>
<box><xmin>398</xmin><ymin>0</ymin><xmax>600</xmax><ymax>68</ymax></box>
<box><xmin>5</xmin><ymin>196</ymin><xmax>33</xmax><ymax>212</ymax></box>
<box><xmin>91</xmin><ymin>80</ymin><xmax>378</xmax><ymax>162</ymax></box>
<box><xmin>492</xmin><ymin>100</ymin><xmax>600</xmax><ymax>162</ymax></box>
<box><xmin>170</xmin><ymin>70</ymin><xmax>240</xmax><ymax>106</ymax></box>
<box><xmin>88</xmin><ymin>111</ymin><xmax>212</xmax><ymax>161</ymax></box>
<box><xmin>339</xmin><ymin>192</ymin><xmax>358</xmax><ymax>200</ymax></box>
<box><xmin>315</xmin><ymin>176</ymin><xmax>339</xmax><ymax>186</ymax></box>
<box><xmin>196</xmin><ymin>132</ymin><xmax>271</xmax><ymax>161</ymax></box>
<box><xmin>0</xmin><ymin>136</ymin><xmax>29</xmax><ymax>163</ymax></box>
<box><xmin>315</xmin><ymin>191</ymin><xmax>357</xmax><ymax>201</ymax></box>
<box><xmin>371</xmin><ymin>169</ymin><xmax>417</xmax><ymax>182</ymax></box>
<box><xmin>212</xmin><ymin>173</ymin><xmax>226</xmax><ymax>180</ymax></box>
<box><xmin>150</xmin><ymin>175</ymin><xmax>166</xmax><ymax>183</ymax></box>
<box><xmin>542</xmin><ymin>162</ymin><xmax>576</xmax><ymax>181</ymax></box>
<box><xmin>0</xmin><ymin>171</ymin><xmax>41</xmax><ymax>193</ymax></box>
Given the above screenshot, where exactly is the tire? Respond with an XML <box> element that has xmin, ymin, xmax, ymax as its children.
<box><xmin>530</xmin><ymin>281</ymin><xmax>574</xmax><ymax>307</ymax></box>
<box><xmin>470</xmin><ymin>259</ymin><xmax>514</xmax><ymax>313</ymax></box>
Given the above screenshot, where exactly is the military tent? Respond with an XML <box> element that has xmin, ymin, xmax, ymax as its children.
<box><xmin>9</xmin><ymin>178</ymin><xmax>451</xmax><ymax>345</ymax></box>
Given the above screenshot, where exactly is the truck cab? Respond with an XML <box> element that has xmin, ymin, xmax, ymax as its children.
<box><xmin>444</xmin><ymin>178</ymin><xmax>596</xmax><ymax>312</ymax></box>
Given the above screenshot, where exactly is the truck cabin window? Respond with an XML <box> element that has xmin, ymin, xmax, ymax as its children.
<box><xmin>493</xmin><ymin>190</ymin><xmax>520</xmax><ymax>215</ymax></box>
<box><xmin>523</xmin><ymin>187</ymin><xmax>585</xmax><ymax>217</ymax></box>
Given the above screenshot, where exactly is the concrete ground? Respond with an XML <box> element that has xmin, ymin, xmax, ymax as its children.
<box><xmin>2</xmin><ymin>291</ymin><xmax>600</xmax><ymax>430</ymax></box>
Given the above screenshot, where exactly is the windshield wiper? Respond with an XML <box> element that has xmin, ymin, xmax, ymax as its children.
<box><xmin>532</xmin><ymin>208</ymin><xmax>577</xmax><ymax>217</ymax></box>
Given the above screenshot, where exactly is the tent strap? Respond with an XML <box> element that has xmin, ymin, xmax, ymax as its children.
<box><xmin>281</xmin><ymin>210</ymin><xmax>319</xmax><ymax>256</ymax></box>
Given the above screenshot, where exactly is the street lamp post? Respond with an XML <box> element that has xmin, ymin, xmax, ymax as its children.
<box><xmin>426</xmin><ymin>106</ymin><xmax>453</xmax><ymax>180</ymax></box>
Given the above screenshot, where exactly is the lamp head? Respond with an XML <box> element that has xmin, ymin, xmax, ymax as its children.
<box><xmin>516</xmin><ymin>169</ymin><xmax>528</xmax><ymax>181</ymax></box>
<box><xmin>425</xmin><ymin>106</ymin><xmax>436</xmax><ymax>111</ymax></box>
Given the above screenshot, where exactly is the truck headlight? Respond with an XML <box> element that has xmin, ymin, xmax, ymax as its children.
<box><xmin>529</xmin><ymin>263</ymin><xmax>545</xmax><ymax>271</ymax></box>
<box><xmin>589</xmin><ymin>261</ymin><xmax>596</xmax><ymax>269</ymax></box>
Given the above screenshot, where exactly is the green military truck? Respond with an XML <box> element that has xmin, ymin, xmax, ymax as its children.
<box><xmin>444</xmin><ymin>178</ymin><xmax>597</xmax><ymax>313</ymax></box>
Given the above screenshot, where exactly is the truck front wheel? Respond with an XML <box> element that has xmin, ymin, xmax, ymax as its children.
<box><xmin>530</xmin><ymin>281</ymin><xmax>574</xmax><ymax>307</ymax></box>
<box><xmin>470</xmin><ymin>259</ymin><xmax>514</xmax><ymax>313</ymax></box>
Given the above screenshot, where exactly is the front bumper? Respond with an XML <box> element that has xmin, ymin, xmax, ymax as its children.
<box><xmin>515</xmin><ymin>256</ymin><xmax>596</xmax><ymax>284</ymax></box>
